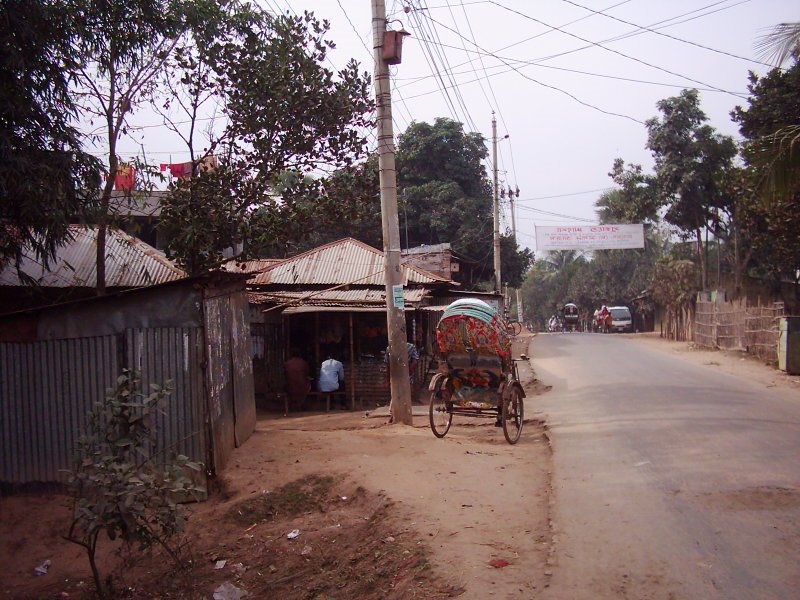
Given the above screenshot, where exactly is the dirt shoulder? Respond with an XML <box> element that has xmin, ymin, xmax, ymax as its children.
<box><xmin>1</xmin><ymin>334</ymin><xmax>552</xmax><ymax>600</ymax></box>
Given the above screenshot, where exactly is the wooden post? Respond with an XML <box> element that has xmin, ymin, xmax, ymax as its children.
<box><xmin>349</xmin><ymin>313</ymin><xmax>356</xmax><ymax>410</ymax></box>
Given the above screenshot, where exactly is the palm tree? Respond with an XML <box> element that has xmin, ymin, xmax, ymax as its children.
<box><xmin>755</xmin><ymin>21</ymin><xmax>800</xmax><ymax>66</ymax></box>
<box><xmin>541</xmin><ymin>249</ymin><xmax>585</xmax><ymax>273</ymax></box>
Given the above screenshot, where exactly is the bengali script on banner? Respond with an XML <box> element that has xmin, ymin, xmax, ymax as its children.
<box><xmin>535</xmin><ymin>224</ymin><xmax>645</xmax><ymax>251</ymax></box>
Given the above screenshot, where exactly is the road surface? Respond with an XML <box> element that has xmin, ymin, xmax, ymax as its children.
<box><xmin>531</xmin><ymin>332</ymin><xmax>800</xmax><ymax>600</ymax></box>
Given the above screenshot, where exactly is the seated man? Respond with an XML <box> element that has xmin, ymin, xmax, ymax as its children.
<box><xmin>318</xmin><ymin>353</ymin><xmax>346</xmax><ymax>409</ymax></box>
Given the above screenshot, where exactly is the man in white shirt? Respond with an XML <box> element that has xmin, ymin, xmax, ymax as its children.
<box><xmin>318</xmin><ymin>354</ymin><xmax>345</xmax><ymax>408</ymax></box>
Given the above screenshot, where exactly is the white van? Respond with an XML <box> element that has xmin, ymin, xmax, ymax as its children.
<box><xmin>608</xmin><ymin>306</ymin><xmax>633</xmax><ymax>333</ymax></box>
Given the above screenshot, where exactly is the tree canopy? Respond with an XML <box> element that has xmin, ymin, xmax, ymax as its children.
<box><xmin>396</xmin><ymin>118</ymin><xmax>531</xmax><ymax>288</ymax></box>
<box><xmin>0</xmin><ymin>0</ymin><xmax>99</xmax><ymax>271</ymax></box>
<box><xmin>646</xmin><ymin>89</ymin><xmax>737</xmax><ymax>289</ymax></box>
<box><xmin>156</xmin><ymin>6</ymin><xmax>373</xmax><ymax>273</ymax></box>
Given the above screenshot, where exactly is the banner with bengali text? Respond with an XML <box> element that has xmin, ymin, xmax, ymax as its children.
<box><xmin>535</xmin><ymin>224</ymin><xmax>644</xmax><ymax>251</ymax></box>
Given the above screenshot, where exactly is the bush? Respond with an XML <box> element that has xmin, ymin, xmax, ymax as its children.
<box><xmin>64</xmin><ymin>369</ymin><xmax>203</xmax><ymax>597</ymax></box>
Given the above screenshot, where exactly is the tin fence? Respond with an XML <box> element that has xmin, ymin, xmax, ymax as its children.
<box><xmin>0</xmin><ymin>327</ymin><xmax>208</xmax><ymax>490</ymax></box>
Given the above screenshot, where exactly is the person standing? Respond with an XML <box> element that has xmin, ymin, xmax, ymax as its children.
<box><xmin>284</xmin><ymin>348</ymin><xmax>311</xmax><ymax>411</ymax></box>
<box><xmin>318</xmin><ymin>353</ymin><xmax>346</xmax><ymax>409</ymax></box>
<box><xmin>384</xmin><ymin>341</ymin><xmax>420</xmax><ymax>386</ymax></box>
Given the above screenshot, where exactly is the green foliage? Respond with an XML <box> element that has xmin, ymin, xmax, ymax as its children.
<box><xmin>755</xmin><ymin>22</ymin><xmax>800</xmax><ymax>67</ymax></box>
<box><xmin>646</xmin><ymin>89</ymin><xmax>737</xmax><ymax>288</ymax></box>
<box><xmin>522</xmin><ymin>232</ymin><xmax>666</xmax><ymax>329</ymax></box>
<box><xmin>0</xmin><ymin>0</ymin><xmax>100</xmax><ymax>270</ymax></box>
<box><xmin>396</xmin><ymin>119</ymin><xmax>492</xmax><ymax>263</ymax></box>
<box><xmin>158</xmin><ymin>6</ymin><xmax>373</xmax><ymax>271</ymax></box>
<box><xmin>732</xmin><ymin>60</ymin><xmax>800</xmax><ymax>203</ymax></box>
<box><xmin>597</xmin><ymin>159</ymin><xmax>660</xmax><ymax>226</ymax></box>
<box><xmin>650</xmin><ymin>258</ymin><xmax>699</xmax><ymax>310</ymax></box>
<box><xmin>730</xmin><ymin>60</ymin><xmax>800</xmax><ymax>294</ymax></box>
<box><xmin>395</xmin><ymin>118</ymin><xmax>530</xmax><ymax>288</ymax></box>
<box><xmin>65</xmin><ymin>370</ymin><xmax>203</xmax><ymax>597</ymax></box>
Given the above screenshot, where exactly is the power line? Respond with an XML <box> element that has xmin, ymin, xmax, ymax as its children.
<box><xmin>418</xmin><ymin>12</ymin><xmax>646</xmax><ymax>123</ymax></box>
<box><xmin>483</xmin><ymin>0</ymin><xmax>747</xmax><ymax>99</ymax></box>
<box><xmin>516</xmin><ymin>204</ymin><xmax>598</xmax><ymax>223</ymax></box>
<box><xmin>557</xmin><ymin>0</ymin><xmax>774</xmax><ymax>69</ymax></box>
<box><xmin>517</xmin><ymin>187</ymin><xmax>613</xmax><ymax>202</ymax></box>
<box><xmin>397</xmin><ymin>0</ymin><xmax>750</xmax><ymax>89</ymax></box>
<box><xmin>410</xmin><ymin>1</ymin><xmax>477</xmax><ymax>130</ymax></box>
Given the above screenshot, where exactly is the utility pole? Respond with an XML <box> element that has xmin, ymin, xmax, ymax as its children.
<box><xmin>372</xmin><ymin>0</ymin><xmax>412</xmax><ymax>425</ymax></box>
<box><xmin>509</xmin><ymin>186</ymin><xmax>524</xmax><ymax>323</ymax></box>
<box><xmin>492</xmin><ymin>113</ymin><xmax>502</xmax><ymax>296</ymax></box>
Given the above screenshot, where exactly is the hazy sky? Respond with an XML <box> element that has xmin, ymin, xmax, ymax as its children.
<box><xmin>103</xmin><ymin>0</ymin><xmax>798</xmax><ymax>254</ymax></box>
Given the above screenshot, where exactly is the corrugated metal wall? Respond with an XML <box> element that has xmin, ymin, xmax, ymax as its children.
<box><xmin>0</xmin><ymin>328</ymin><xmax>208</xmax><ymax>489</ymax></box>
<box><xmin>127</xmin><ymin>328</ymin><xmax>208</xmax><ymax>471</ymax></box>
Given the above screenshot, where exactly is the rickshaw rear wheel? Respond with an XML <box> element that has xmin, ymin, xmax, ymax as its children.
<box><xmin>501</xmin><ymin>387</ymin><xmax>524</xmax><ymax>444</ymax></box>
<box><xmin>429</xmin><ymin>391</ymin><xmax>453</xmax><ymax>438</ymax></box>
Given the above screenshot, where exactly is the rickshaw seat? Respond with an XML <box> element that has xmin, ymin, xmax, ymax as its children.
<box><xmin>446</xmin><ymin>352</ymin><xmax>504</xmax><ymax>391</ymax></box>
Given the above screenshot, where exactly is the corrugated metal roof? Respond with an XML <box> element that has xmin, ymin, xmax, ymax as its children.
<box><xmin>403</xmin><ymin>243</ymin><xmax>451</xmax><ymax>256</ymax></box>
<box><xmin>249</xmin><ymin>287</ymin><xmax>427</xmax><ymax>306</ymax></box>
<box><xmin>223</xmin><ymin>258</ymin><xmax>284</xmax><ymax>274</ymax></box>
<box><xmin>249</xmin><ymin>238</ymin><xmax>451</xmax><ymax>286</ymax></box>
<box><xmin>0</xmin><ymin>226</ymin><xmax>185</xmax><ymax>288</ymax></box>
<box><xmin>108</xmin><ymin>190</ymin><xmax>165</xmax><ymax>217</ymax></box>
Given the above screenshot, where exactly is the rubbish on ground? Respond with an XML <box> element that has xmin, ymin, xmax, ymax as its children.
<box><xmin>215</xmin><ymin>559</ymin><xmax>227</xmax><ymax>569</ymax></box>
<box><xmin>213</xmin><ymin>581</ymin><xmax>248</xmax><ymax>600</ymax></box>
<box><xmin>488</xmin><ymin>559</ymin><xmax>510</xmax><ymax>568</ymax></box>
<box><xmin>287</xmin><ymin>529</ymin><xmax>301</xmax><ymax>539</ymax></box>
<box><xmin>33</xmin><ymin>560</ymin><xmax>51</xmax><ymax>576</ymax></box>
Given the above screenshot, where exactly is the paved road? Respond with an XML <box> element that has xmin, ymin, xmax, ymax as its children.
<box><xmin>530</xmin><ymin>332</ymin><xmax>800</xmax><ymax>600</ymax></box>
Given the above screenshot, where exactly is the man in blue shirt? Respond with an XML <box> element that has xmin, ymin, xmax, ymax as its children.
<box><xmin>318</xmin><ymin>354</ymin><xmax>345</xmax><ymax>408</ymax></box>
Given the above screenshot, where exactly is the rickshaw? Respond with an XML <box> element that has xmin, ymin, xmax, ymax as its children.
<box><xmin>563</xmin><ymin>302</ymin><xmax>579</xmax><ymax>332</ymax></box>
<box><xmin>428</xmin><ymin>299</ymin><xmax>525</xmax><ymax>444</ymax></box>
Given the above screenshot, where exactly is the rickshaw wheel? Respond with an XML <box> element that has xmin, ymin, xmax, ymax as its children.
<box><xmin>501</xmin><ymin>387</ymin><xmax>524</xmax><ymax>444</ymax></box>
<box><xmin>429</xmin><ymin>391</ymin><xmax>453</xmax><ymax>438</ymax></box>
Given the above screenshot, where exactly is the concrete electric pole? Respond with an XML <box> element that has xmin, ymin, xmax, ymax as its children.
<box><xmin>372</xmin><ymin>0</ymin><xmax>413</xmax><ymax>425</ymax></box>
<box><xmin>492</xmin><ymin>113</ymin><xmax>502</xmax><ymax>296</ymax></box>
<box><xmin>509</xmin><ymin>186</ymin><xmax>524</xmax><ymax>323</ymax></box>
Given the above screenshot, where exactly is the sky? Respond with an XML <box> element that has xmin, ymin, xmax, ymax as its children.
<box><xmin>102</xmin><ymin>0</ymin><xmax>799</xmax><ymax>255</ymax></box>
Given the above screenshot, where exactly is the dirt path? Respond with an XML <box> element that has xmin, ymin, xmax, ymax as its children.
<box><xmin>2</xmin><ymin>333</ymin><xmax>553</xmax><ymax>599</ymax></box>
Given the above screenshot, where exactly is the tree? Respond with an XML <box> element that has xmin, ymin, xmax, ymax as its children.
<box><xmin>732</xmin><ymin>60</ymin><xmax>800</xmax><ymax>302</ymax></box>
<box><xmin>396</xmin><ymin>118</ymin><xmax>529</xmax><ymax>288</ymax></box>
<box><xmin>732</xmin><ymin>61</ymin><xmax>800</xmax><ymax>204</ymax></box>
<box><xmin>755</xmin><ymin>21</ymin><xmax>800</xmax><ymax>67</ymax></box>
<box><xmin>70</xmin><ymin>0</ymin><xmax>183</xmax><ymax>293</ymax></box>
<box><xmin>596</xmin><ymin>159</ymin><xmax>660</xmax><ymax>226</ymax></box>
<box><xmin>157</xmin><ymin>6</ymin><xmax>373</xmax><ymax>273</ymax></box>
<box><xmin>0</xmin><ymin>0</ymin><xmax>99</xmax><ymax>272</ymax></box>
<box><xmin>540</xmin><ymin>249</ymin><xmax>585</xmax><ymax>273</ymax></box>
<box><xmin>646</xmin><ymin>89</ymin><xmax>737</xmax><ymax>289</ymax></box>
<box><xmin>650</xmin><ymin>258</ymin><xmax>698</xmax><ymax>340</ymax></box>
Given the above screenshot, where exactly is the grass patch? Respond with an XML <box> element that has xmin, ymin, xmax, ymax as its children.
<box><xmin>228</xmin><ymin>474</ymin><xmax>336</xmax><ymax>525</ymax></box>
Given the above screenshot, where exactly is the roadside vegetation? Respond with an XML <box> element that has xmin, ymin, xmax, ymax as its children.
<box><xmin>522</xmin><ymin>30</ymin><xmax>800</xmax><ymax>328</ymax></box>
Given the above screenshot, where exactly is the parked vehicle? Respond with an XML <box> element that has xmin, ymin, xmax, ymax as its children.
<box><xmin>608</xmin><ymin>306</ymin><xmax>633</xmax><ymax>333</ymax></box>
